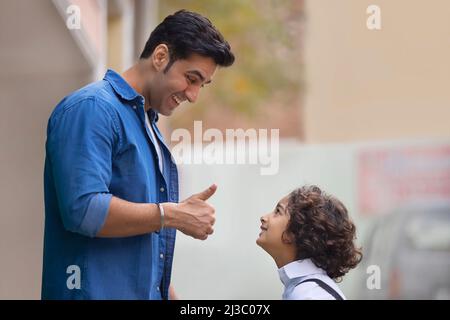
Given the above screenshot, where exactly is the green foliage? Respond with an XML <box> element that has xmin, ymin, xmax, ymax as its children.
<box><xmin>160</xmin><ymin>0</ymin><xmax>304</xmax><ymax>126</ymax></box>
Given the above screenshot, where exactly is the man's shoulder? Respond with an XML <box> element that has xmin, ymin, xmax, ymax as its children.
<box><xmin>51</xmin><ymin>80</ymin><xmax>120</xmax><ymax>118</ymax></box>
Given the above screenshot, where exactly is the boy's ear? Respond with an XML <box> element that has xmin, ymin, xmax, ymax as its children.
<box><xmin>281</xmin><ymin>231</ymin><xmax>295</xmax><ymax>245</ymax></box>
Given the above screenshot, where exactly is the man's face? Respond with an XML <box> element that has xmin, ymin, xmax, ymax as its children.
<box><xmin>256</xmin><ymin>195</ymin><xmax>292</xmax><ymax>255</ymax></box>
<box><xmin>147</xmin><ymin>53</ymin><xmax>217</xmax><ymax>116</ymax></box>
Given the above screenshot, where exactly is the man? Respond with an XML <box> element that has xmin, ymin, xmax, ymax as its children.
<box><xmin>42</xmin><ymin>10</ymin><xmax>234</xmax><ymax>299</ymax></box>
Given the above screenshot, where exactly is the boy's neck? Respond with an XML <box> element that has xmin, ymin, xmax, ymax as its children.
<box><xmin>273</xmin><ymin>249</ymin><xmax>297</xmax><ymax>269</ymax></box>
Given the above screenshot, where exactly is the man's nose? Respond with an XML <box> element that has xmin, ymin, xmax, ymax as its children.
<box><xmin>185</xmin><ymin>85</ymin><xmax>200</xmax><ymax>103</ymax></box>
<box><xmin>260</xmin><ymin>215</ymin><xmax>267</xmax><ymax>223</ymax></box>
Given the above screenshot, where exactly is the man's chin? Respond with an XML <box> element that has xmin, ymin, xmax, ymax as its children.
<box><xmin>157</xmin><ymin>109</ymin><xmax>173</xmax><ymax>117</ymax></box>
<box><xmin>159</xmin><ymin>105</ymin><xmax>177</xmax><ymax>116</ymax></box>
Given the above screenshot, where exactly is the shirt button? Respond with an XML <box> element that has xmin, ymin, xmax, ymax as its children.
<box><xmin>160</xmin><ymin>187</ymin><xmax>165</xmax><ymax>192</ymax></box>
<box><xmin>132</xmin><ymin>105</ymin><xmax>137</xmax><ymax>110</ymax></box>
<box><xmin>156</xmin><ymin>286</ymin><xmax>160</xmax><ymax>292</ymax></box>
<box><xmin>160</xmin><ymin>253</ymin><xmax>164</xmax><ymax>259</ymax></box>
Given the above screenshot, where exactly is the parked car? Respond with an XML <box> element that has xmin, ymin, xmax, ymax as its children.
<box><xmin>356</xmin><ymin>202</ymin><xmax>450</xmax><ymax>299</ymax></box>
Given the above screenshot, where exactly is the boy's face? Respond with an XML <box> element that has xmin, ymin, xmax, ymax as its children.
<box><xmin>256</xmin><ymin>195</ymin><xmax>292</xmax><ymax>255</ymax></box>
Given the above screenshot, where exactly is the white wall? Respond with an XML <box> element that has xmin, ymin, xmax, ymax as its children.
<box><xmin>171</xmin><ymin>139</ymin><xmax>450</xmax><ymax>299</ymax></box>
<box><xmin>171</xmin><ymin>141</ymin><xmax>360</xmax><ymax>299</ymax></box>
<box><xmin>0</xmin><ymin>0</ymin><xmax>94</xmax><ymax>299</ymax></box>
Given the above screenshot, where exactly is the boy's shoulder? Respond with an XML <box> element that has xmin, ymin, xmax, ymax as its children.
<box><xmin>289</xmin><ymin>275</ymin><xmax>346</xmax><ymax>300</ymax></box>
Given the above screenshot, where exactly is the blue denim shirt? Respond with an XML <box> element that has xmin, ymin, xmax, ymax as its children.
<box><xmin>42</xmin><ymin>69</ymin><xmax>179</xmax><ymax>299</ymax></box>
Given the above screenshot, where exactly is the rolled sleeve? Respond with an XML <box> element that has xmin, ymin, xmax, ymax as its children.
<box><xmin>79</xmin><ymin>193</ymin><xmax>113</xmax><ymax>237</ymax></box>
<box><xmin>47</xmin><ymin>97</ymin><xmax>119</xmax><ymax>237</ymax></box>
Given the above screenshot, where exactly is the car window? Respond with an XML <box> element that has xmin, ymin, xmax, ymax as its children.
<box><xmin>405</xmin><ymin>214</ymin><xmax>450</xmax><ymax>251</ymax></box>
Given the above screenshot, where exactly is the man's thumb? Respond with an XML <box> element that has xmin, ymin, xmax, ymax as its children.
<box><xmin>194</xmin><ymin>184</ymin><xmax>217</xmax><ymax>201</ymax></box>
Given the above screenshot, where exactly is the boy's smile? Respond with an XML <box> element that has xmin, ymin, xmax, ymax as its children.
<box><xmin>257</xmin><ymin>196</ymin><xmax>290</xmax><ymax>250</ymax></box>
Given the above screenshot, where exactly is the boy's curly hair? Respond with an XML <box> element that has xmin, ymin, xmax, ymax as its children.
<box><xmin>286</xmin><ymin>186</ymin><xmax>362</xmax><ymax>281</ymax></box>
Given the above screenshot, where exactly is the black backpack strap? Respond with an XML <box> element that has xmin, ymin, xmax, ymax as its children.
<box><xmin>292</xmin><ymin>277</ymin><xmax>344</xmax><ymax>300</ymax></box>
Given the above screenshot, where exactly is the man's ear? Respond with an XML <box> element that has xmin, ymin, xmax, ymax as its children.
<box><xmin>151</xmin><ymin>44</ymin><xmax>169</xmax><ymax>71</ymax></box>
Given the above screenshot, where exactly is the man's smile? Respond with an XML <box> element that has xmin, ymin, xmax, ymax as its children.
<box><xmin>172</xmin><ymin>94</ymin><xmax>183</xmax><ymax>105</ymax></box>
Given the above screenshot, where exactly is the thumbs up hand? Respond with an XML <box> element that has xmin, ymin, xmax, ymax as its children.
<box><xmin>162</xmin><ymin>184</ymin><xmax>217</xmax><ymax>240</ymax></box>
<box><xmin>192</xmin><ymin>184</ymin><xmax>217</xmax><ymax>201</ymax></box>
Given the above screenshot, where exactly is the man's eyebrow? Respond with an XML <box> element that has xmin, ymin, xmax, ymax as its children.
<box><xmin>186</xmin><ymin>70</ymin><xmax>212</xmax><ymax>84</ymax></box>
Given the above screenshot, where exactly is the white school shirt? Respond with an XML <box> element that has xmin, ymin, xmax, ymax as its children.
<box><xmin>145</xmin><ymin>112</ymin><xmax>163</xmax><ymax>173</ymax></box>
<box><xmin>278</xmin><ymin>259</ymin><xmax>346</xmax><ymax>300</ymax></box>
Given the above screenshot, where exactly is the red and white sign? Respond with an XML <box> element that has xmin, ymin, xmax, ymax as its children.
<box><xmin>357</xmin><ymin>144</ymin><xmax>450</xmax><ymax>216</ymax></box>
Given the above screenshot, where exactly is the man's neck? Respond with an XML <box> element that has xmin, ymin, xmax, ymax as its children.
<box><xmin>122</xmin><ymin>63</ymin><xmax>152</xmax><ymax>111</ymax></box>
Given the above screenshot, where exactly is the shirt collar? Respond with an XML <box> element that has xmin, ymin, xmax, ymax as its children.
<box><xmin>147</xmin><ymin>108</ymin><xmax>159</xmax><ymax>123</ymax></box>
<box><xmin>104</xmin><ymin>69</ymin><xmax>142</xmax><ymax>102</ymax></box>
<box><xmin>104</xmin><ymin>69</ymin><xmax>160</xmax><ymax>123</ymax></box>
<box><xmin>278</xmin><ymin>259</ymin><xmax>327</xmax><ymax>286</ymax></box>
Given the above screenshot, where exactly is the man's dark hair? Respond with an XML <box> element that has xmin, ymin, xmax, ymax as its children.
<box><xmin>286</xmin><ymin>185</ymin><xmax>363</xmax><ymax>282</ymax></box>
<box><xmin>140</xmin><ymin>10</ymin><xmax>235</xmax><ymax>71</ymax></box>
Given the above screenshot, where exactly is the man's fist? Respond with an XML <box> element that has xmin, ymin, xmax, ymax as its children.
<box><xmin>163</xmin><ymin>184</ymin><xmax>217</xmax><ymax>240</ymax></box>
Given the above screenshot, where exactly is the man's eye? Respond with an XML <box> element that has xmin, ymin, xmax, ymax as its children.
<box><xmin>186</xmin><ymin>76</ymin><xmax>206</xmax><ymax>87</ymax></box>
<box><xmin>186</xmin><ymin>76</ymin><xmax>196</xmax><ymax>84</ymax></box>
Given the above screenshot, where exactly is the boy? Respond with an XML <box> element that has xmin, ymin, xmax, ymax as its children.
<box><xmin>257</xmin><ymin>185</ymin><xmax>362</xmax><ymax>300</ymax></box>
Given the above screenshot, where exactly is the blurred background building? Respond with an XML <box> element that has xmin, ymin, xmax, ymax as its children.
<box><xmin>0</xmin><ymin>0</ymin><xmax>449</xmax><ymax>299</ymax></box>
